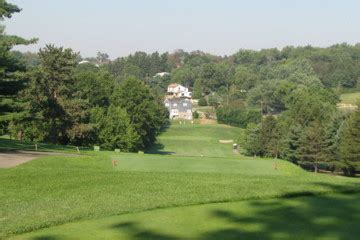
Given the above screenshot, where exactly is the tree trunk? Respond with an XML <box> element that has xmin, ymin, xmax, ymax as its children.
<box><xmin>314</xmin><ymin>163</ymin><xmax>319</xmax><ymax>173</ymax></box>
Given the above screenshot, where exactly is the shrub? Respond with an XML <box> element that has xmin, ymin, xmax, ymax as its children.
<box><xmin>216</xmin><ymin>107</ymin><xmax>261</xmax><ymax>128</ymax></box>
<box><xmin>192</xmin><ymin>111</ymin><xmax>199</xmax><ymax>119</ymax></box>
<box><xmin>198</xmin><ymin>97</ymin><xmax>208</xmax><ymax>106</ymax></box>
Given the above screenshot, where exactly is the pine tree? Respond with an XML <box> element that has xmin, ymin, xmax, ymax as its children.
<box><xmin>339</xmin><ymin>102</ymin><xmax>360</xmax><ymax>175</ymax></box>
<box><xmin>21</xmin><ymin>45</ymin><xmax>78</xmax><ymax>144</ymax></box>
<box><xmin>244</xmin><ymin>123</ymin><xmax>261</xmax><ymax>157</ymax></box>
<box><xmin>192</xmin><ymin>79</ymin><xmax>202</xmax><ymax>99</ymax></box>
<box><xmin>259</xmin><ymin>115</ymin><xmax>280</xmax><ymax>157</ymax></box>
<box><xmin>0</xmin><ymin>1</ymin><xmax>37</xmax><ymax>134</ymax></box>
<box><xmin>298</xmin><ymin>122</ymin><xmax>326</xmax><ymax>172</ymax></box>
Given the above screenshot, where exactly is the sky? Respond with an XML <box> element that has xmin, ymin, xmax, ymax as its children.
<box><xmin>4</xmin><ymin>0</ymin><xmax>360</xmax><ymax>59</ymax></box>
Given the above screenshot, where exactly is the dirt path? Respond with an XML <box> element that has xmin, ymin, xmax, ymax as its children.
<box><xmin>0</xmin><ymin>151</ymin><xmax>80</xmax><ymax>168</ymax></box>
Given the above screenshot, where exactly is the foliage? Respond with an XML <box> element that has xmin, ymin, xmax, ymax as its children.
<box><xmin>192</xmin><ymin>110</ymin><xmax>199</xmax><ymax>119</ymax></box>
<box><xmin>192</xmin><ymin>78</ymin><xmax>202</xmax><ymax>99</ymax></box>
<box><xmin>0</xmin><ymin>1</ymin><xmax>37</xmax><ymax>135</ymax></box>
<box><xmin>339</xmin><ymin>103</ymin><xmax>360</xmax><ymax>175</ymax></box>
<box><xmin>216</xmin><ymin>107</ymin><xmax>261</xmax><ymax>128</ymax></box>
<box><xmin>111</xmin><ymin>77</ymin><xmax>168</xmax><ymax>149</ymax></box>
<box><xmin>20</xmin><ymin>45</ymin><xmax>79</xmax><ymax>144</ymax></box>
<box><xmin>98</xmin><ymin>105</ymin><xmax>139</xmax><ymax>151</ymax></box>
<box><xmin>198</xmin><ymin>97</ymin><xmax>208</xmax><ymax>106</ymax></box>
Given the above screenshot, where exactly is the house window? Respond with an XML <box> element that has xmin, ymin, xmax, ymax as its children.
<box><xmin>173</xmin><ymin>103</ymin><xmax>177</xmax><ymax>107</ymax></box>
<box><xmin>183</xmin><ymin>103</ymin><xmax>187</xmax><ymax>107</ymax></box>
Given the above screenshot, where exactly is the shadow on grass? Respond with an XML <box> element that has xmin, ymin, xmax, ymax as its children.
<box><xmin>145</xmin><ymin>143</ymin><xmax>176</xmax><ymax>155</ymax></box>
<box><xmin>108</xmin><ymin>183</ymin><xmax>360</xmax><ymax>240</ymax></box>
<box><xmin>111</xmin><ymin>222</ymin><xmax>179</xmax><ymax>240</ymax></box>
<box><xmin>31</xmin><ymin>236</ymin><xmax>59</xmax><ymax>240</ymax></box>
<box><xmin>24</xmin><ymin>183</ymin><xmax>360</xmax><ymax>240</ymax></box>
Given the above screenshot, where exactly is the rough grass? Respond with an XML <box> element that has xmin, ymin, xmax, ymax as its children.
<box><xmin>12</xmin><ymin>193</ymin><xmax>360</xmax><ymax>240</ymax></box>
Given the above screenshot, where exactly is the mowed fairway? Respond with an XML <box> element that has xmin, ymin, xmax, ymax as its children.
<box><xmin>1</xmin><ymin>123</ymin><xmax>360</xmax><ymax>239</ymax></box>
<box><xmin>340</xmin><ymin>91</ymin><xmax>360</xmax><ymax>105</ymax></box>
<box><xmin>147</xmin><ymin>123</ymin><xmax>243</xmax><ymax>157</ymax></box>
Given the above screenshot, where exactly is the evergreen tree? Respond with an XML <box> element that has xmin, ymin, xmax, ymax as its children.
<box><xmin>244</xmin><ymin>123</ymin><xmax>261</xmax><ymax>157</ymax></box>
<box><xmin>281</xmin><ymin>124</ymin><xmax>302</xmax><ymax>163</ymax></box>
<box><xmin>298</xmin><ymin>122</ymin><xmax>326</xmax><ymax>172</ymax></box>
<box><xmin>193</xmin><ymin>78</ymin><xmax>202</xmax><ymax>99</ymax></box>
<box><xmin>21</xmin><ymin>45</ymin><xmax>78</xmax><ymax>144</ymax></box>
<box><xmin>0</xmin><ymin>0</ymin><xmax>37</xmax><ymax>134</ymax></box>
<box><xmin>260</xmin><ymin>115</ymin><xmax>280</xmax><ymax>158</ymax></box>
<box><xmin>339</xmin><ymin>102</ymin><xmax>360</xmax><ymax>175</ymax></box>
<box><xmin>99</xmin><ymin>105</ymin><xmax>139</xmax><ymax>151</ymax></box>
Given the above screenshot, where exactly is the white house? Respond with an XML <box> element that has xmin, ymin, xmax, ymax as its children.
<box><xmin>154</xmin><ymin>72</ymin><xmax>170</xmax><ymax>77</ymax></box>
<box><xmin>167</xmin><ymin>83</ymin><xmax>192</xmax><ymax>98</ymax></box>
<box><xmin>164</xmin><ymin>98</ymin><xmax>193</xmax><ymax>120</ymax></box>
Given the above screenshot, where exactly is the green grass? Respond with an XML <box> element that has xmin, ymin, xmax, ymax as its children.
<box><xmin>147</xmin><ymin>123</ymin><xmax>242</xmax><ymax>157</ymax></box>
<box><xmin>1</xmin><ymin>122</ymin><xmax>360</xmax><ymax>239</ymax></box>
<box><xmin>2</xmin><ymin>153</ymin><xmax>360</xmax><ymax>239</ymax></box>
<box><xmin>340</xmin><ymin>91</ymin><xmax>360</xmax><ymax>105</ymax></box>
<box><xmin>12</xmin><ymin>193</ymin><xmax>360</xmax><ymax>240</ymax></box>
<box><xmin>113</xmin><ymin>153</ymin><xmax>300</xmax><ymax>175</ymax></box>
<box><xmin>0</xmin><ymin>138</ymin><xmax>92</xmax><ymax>153</ymax></box>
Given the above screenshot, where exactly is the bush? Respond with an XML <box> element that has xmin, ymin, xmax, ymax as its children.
<box><xmin>216</xmin><ymin>107</ymin><xmax>261</xmax><ymax>128</ymax></box>
<box><xmin>198</xmin><ymin>97</ymin><xmax>208</xmax><ymax>106</ymax></box>
<box><xmin>192</xmin><ymin>111</ymin><xmax>199</xmax><ymax>119</ymax></box>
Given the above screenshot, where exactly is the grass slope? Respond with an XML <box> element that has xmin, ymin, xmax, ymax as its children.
<box><xmin>340</xmin><ymin>91</ymin><xmax>360</xmax><ymax>105</ymax></box>
<box><xmin>147</xmin><ymin>123</ymin><xmax>242</xmax><ymax>157</ymax></box>
<box><xmin>1</xmin><ymin>122</ymin><xmax>360</xmax><ymax>239</ymax></box>
<box><xmin>13</xmin><ymin>193</ymin><xmax>360</xmax><ymax>240</ymax></box>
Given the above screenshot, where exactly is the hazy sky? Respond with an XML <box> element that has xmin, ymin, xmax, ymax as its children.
<box><xmin>4</xmin><ymin>0</ymin><xmax>360</xmax><ymax>58</ymax></box>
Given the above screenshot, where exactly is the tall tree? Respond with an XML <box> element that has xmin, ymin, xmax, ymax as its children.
<box><xmin>0</xmin><ymin>0</ymin><xmax>37</xmax><ymax>134</ymax></box>
<box><xmin>98</xmin><ymin>105</ymin><xmax>139</xmax><ymax>151</ymax></box>
<box><xmin>111</xmin><ymin>77</ymin><xmax>168</xmax><ymax>149</ymax></box>
<box><xmin>298</xmin><ymin>122</ymin><xmax>327</xmax><ymax>172</ymax></box>
<box><xmin>339</xmin><ymin>102</ymin><xmax>360</xmax><ymax>175</ymax></box>
<box><xmin>22</xmin><ymin>45</ymin><xmax>78</xmax><ymax>144</ymax></box>
<box><xmin>260</xmin><ymin>115</ymin><xmax>281</xmax><ymax>158</ymax></box>
<box><xmin>244</xmin><ymin>123</ymin><xmax>261</xmax><ymax>157</ymax></box>
<box><xmin>192</xmin><ymin>78</ymin><xmax>202</xmax><ymax>99</ymax></box>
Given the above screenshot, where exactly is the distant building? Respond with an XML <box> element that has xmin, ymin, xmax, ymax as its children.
<box><xmin>167</xmin><ymin>83</ymin><xmax>192</xmax><ymax>98</ymax></box>
<box><xmin>164</xmin><ymin>83</ymin><xmax>193</xmax><ymax>119</ymax></box>
<box><xmin>154</xmin><ymin>72</ymin><xmax>170</xmax><ymax>77</ymax></box>
<box><xmin>164</xmin><ymin>98</ymin><xmax>192</xmax><ymax>119</ymax></box>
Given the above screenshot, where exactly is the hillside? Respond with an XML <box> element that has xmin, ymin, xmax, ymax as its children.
<box><xmin>147</xmin><ymin>122</ymin><xmax>243</xmax><ymax>157</ymax></box>
<box><xmin>340</xmin><ymin>91</ymin><xmax>360</xmax><ymax>105</ymax></box>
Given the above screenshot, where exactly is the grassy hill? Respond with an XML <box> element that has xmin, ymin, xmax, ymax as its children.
<box><xmin>147</xmin><ymin>122</ymin><xmax>243</xmax><ymax>157</ymax></box>
<box><xmin>340</xmin><ymin>91</ymin><xmax>360</xmax><ymax>105</ymax></box>
<box><xmin>1</xmin><ymin>122</ymin><xmax>360</xmax><ymax>239</ymax></box>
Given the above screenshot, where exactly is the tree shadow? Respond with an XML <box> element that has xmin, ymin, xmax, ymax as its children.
<box><xmin>145</xmin><ymin>143</ymin><xmax>176</xmax><ymax>155</ymax></box>
<box><xmin>31</xmin><ymin>236</ymin><xmax>60</xmax><ymax>240</ymax></box>
<box><xmin>111</xmin><ymin>221</ymin><xmax>180</xmax><ymax>240</ymax></box>
<box><xmin>108</xmin><ymin>182</ymin><xmax>360</xmax><ymax>240</ymax></box>
<box><xmin>202</xmin><ymin>185</ymin><xmax>360</xmax><ymax>240</ymax></box>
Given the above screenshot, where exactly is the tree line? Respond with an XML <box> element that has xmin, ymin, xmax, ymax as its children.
<box><xmin>0</xmin><ymin>0</ymin><xmax>359</xmax><ymax>161</ymax></box>
<box><xmin>0</xmin><ymin>1</ymin><xmax>168</xmax><ymax>151</ymax></box>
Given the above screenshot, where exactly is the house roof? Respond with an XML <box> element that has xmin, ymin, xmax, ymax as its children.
<box><xmin>168</xmin><ymin>83</ymin><xmax>180</xmax><ymax>88</ymax></box>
